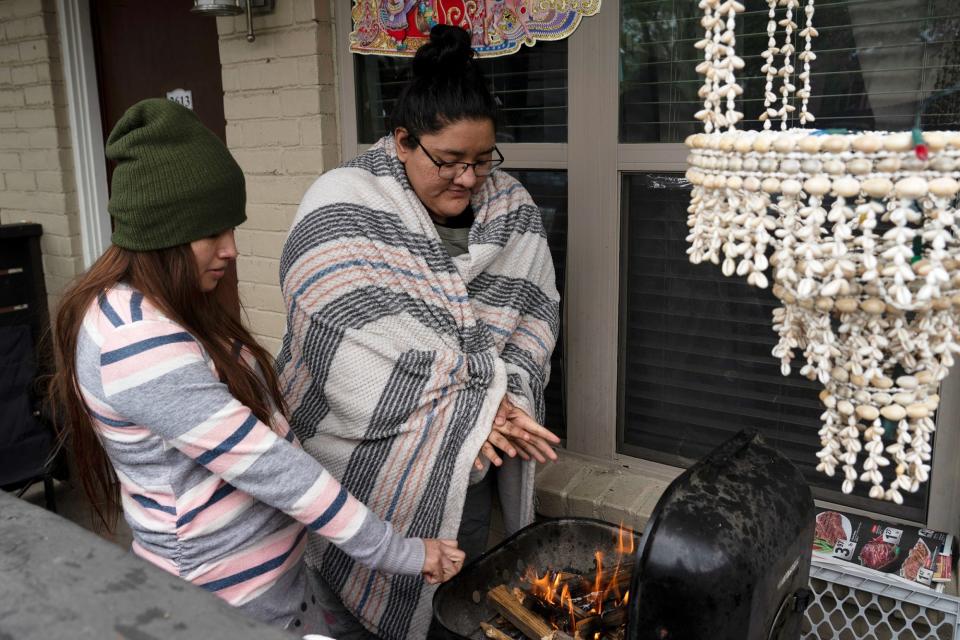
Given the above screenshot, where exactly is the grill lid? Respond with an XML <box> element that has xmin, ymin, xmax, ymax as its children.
<box><xmin>627</xmin><ymin>430</ymin><xmax>815</xmax><ymax>640</ymax></box>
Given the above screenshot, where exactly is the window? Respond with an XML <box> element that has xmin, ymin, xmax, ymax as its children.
<box><xmin>338</xmin><ymin>0</ymin><xmax>960</xmax><ymax>526</ymax></box>
<box><xmin>619</xmin><ymin>0</ymin><xmax>960</xmax><ymax>143</ymax></box>
<box><xmin>354</xmin><ymin>40</ymin><xmax>569</xmax><ymax>144</ymax></box>
<box><xmin>343</xmin><ymin>10</ymin><xmax>570</xmax><ymax>435</ymax></box>
<box><xmin>616</xmin><ymin>0</ymin><xmax>960</xmax><ymax>522</ymax></box>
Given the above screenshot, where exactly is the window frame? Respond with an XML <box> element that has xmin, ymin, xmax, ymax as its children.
<box><xmin>334</xmin><ymin>0</ymin><xmax>960</xmax><ymax>532</ymax></box>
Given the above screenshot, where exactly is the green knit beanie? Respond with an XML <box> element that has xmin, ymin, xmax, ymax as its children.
<box><xmin>106</xmin><ymin>98</ymin><xmax>246</xmax><ymax>251</ymax></box>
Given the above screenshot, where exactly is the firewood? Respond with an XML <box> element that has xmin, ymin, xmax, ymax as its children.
<box><xmin>487</xmin><ymin>584</ymin><xmax>554</xmax><ymax>640</ymax></box>
<box><xmin>541</xmin><ymin>631</ymin><xmax>576</xmax><ymax>640</ymax></box>
<box><xmin>480</xmin><ymin>621</ymin><xmax>515</xmax><ymax>640</ymax></box>
<box><xmin>574</xmin><ymin>606</ymin><xmax>627</xmax><ymax>639</ymax></box>
<box><xmin>559</xmin><ymin>560</ymin><xmax>634</xmax><ymax>597</ymax></box>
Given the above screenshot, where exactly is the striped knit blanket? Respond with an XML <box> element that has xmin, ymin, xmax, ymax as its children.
<box><xmin>276</xmin><ymin>136</ymin><xmax>560</xmax><ymax>639</ymax></box>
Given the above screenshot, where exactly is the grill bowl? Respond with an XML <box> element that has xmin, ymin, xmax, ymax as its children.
<box><xmin>432</xmin><ymin>517</ymin><xmax>640</xmax><ymax>640</ymax></box>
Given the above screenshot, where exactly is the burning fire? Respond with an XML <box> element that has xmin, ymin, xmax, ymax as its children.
<box><xmin>520</xmin><ymin>522</ymin><xmax>635</xmax><ymax>638</ymax></box>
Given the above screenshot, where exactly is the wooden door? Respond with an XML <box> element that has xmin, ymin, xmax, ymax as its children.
<box><xmin>90</xmin><ymin>0</ymin><xmax>241</xmax><ymax>317</ymax></box>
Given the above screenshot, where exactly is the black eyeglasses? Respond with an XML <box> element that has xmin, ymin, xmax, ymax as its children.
<box><xmin>414</xmin><ymin>139</ymin><xmax>504</xmax><ymax>179</ymax></box>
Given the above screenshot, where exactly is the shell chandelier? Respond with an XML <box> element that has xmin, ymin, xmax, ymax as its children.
<box><xmin>685</xmin><ymin>0</ymin><xmax>960</xmax><ymax>503</ymax></box>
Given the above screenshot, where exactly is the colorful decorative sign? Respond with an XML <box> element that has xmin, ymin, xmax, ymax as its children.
<box><xmin>349</xmin><ymin>0</ymin><xmax>600</xmax><ymax>57</ymax></box>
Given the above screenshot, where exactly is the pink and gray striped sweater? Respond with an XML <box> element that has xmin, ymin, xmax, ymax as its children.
<box><xmin>75</xmin><ymin>283</ymin><xmax>423</xmax><ymax>628</ymax></box>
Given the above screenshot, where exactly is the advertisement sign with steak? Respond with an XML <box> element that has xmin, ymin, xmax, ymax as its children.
<box><xmin>813</xmin><ymin>508</ymin><xmax>954</xmax><ymax>591</ymax></box>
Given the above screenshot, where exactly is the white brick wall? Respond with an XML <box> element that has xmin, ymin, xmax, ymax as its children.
<box><xmin>0</xmin><ymin>0</ymin><xmax>82</xmax><ymax>311</ymax></box>
<box><xmin>217</xmin><ymin>0</ymin><xmax>339</xmax><ymax>354</ymax></box>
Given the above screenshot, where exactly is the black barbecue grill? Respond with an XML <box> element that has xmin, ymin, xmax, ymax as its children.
<box><xmin>433</xmin><ymin>430</ymin><xmax>816</xmax><ymax>640</ymax></box>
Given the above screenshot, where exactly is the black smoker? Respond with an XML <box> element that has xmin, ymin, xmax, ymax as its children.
<box><xmin>433</xmin><ymin>431</ymin><xmax>816</xmax><ymax>640</ymax></box>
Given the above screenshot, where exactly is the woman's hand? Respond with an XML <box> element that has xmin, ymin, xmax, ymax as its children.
<box><xmin>422</xmin><ymin>539</ymin><xmax>466</xmax><ymax>584</ymax></box>
<box><xmin>474</xmin><ymin>397</ymin><xmax>561</xmax><ymax>469</ymax></box>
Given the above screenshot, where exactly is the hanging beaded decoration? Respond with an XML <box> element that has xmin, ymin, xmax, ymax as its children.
<box><xmin>686</xmin><ymin>0</ymin><xmax>960</xmax><ymax>503</ymax></box>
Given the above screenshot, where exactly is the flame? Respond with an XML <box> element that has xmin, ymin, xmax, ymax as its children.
<box><xmin>592</xmin><ymin>551</ymin><xmax>604</xmax><ymax>614</ymax></box>
<box><xmin>560</xmin><ymin>583</ymin><xmax>576</xmax><ymax>632</ymax></box>
<box><xmin>521</xmin><ymin>524</ymin><xmax>636</xmax><ymax>635</ymax></box>
<box><xmin>525</xmin><ymin>567</ymin><xmax>564</xmax><ymax>605</ymax></box>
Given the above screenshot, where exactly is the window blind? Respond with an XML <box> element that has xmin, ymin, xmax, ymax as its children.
<box><xmin>619</xmin><ymin>173</ymin><xmax>929</xmax><ymax>521</ymax></box>
<box><xmin>619</xmin><ymin>0</ymin><xmax>960</xmax><ymax>143</ymax></box>
<box><xmin>507</xmin><ymin>170</ymin><xmax>568</xmax><ymax>437</ymax></box>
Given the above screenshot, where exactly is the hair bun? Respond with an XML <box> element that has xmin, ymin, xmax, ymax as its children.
<box><xmin>412</xmin><ymin>25</ymin><xmax>474</xmax><ymax>79</ymax></box>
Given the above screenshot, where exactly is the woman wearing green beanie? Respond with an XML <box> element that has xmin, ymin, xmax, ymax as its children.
<box><xmin>49</xmin><ymin>98</ymin><xmax>464</xmax><ymax>634</ymax></box>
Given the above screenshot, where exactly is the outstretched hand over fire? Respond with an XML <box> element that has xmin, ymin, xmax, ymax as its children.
<box><xmin>475</xmin><ymin>396</ymin><xmax>561</xmax><ymax>470</ymax></box>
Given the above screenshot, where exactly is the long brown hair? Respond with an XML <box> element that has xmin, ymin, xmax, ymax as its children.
<box><xmin>50</xmin><ymin>243</ymin><xmax>287</xmax><ymax>531</ymax></box>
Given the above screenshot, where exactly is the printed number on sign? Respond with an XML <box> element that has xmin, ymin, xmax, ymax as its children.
<box><xmin>166</xmin><ymin>89</ymin><xmax>193</xmax><ymax>110</ymax></box>
<box><xmin>832</xmin><ymin>539</ymin><xmax>857</xmax><ymax>561</ymax></box>
<box><xmin>917</xmin><ymin>567</ymin><xmax>934</xmax><ymax>586</ymax></box>
<box><xmin>882</xmin><ymin>527</ymin><xmax>903</xmax><ymax>545</ymax></box>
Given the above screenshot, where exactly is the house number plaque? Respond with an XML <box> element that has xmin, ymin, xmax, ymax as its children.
<box><xmin>166</xmin><ymin>89</ymin><xmax>193</xmax><ymax>110</ymax></box>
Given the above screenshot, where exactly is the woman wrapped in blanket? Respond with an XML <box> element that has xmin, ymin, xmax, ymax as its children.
<box><xmin>277</xmin><ymin>25</ymin><xmax>562</xmax><ymax>640</ymax></box>
<box><xmin>49</xmin><ymin>99</ymin><xmax>464</xmax><ymax>636</ymax></box>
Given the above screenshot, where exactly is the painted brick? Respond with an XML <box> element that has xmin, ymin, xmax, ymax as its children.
<box><xmin>0</xmin><ymin>66</ymin><xmax>11</xmax><ymax>84</ymax></box>
<box><xmin>12</xmin><ymin>0</ymin><xmax>44</xmax><ymax>18</ymax></box>
<box><xmin>297</xmin><ymin>55</ymin><xmax>335</xmax><ymax>86</ymax></box>
<box><xmin>10</xmin><ymin>63</ymin><xmax>37</xmax><ymax>84</ymax></box>
<box><xmin>0</xmin><ymin>111</ymin><xmax>17</xmax><ymax>128</ymax></box>
<box><xmin>20</xmin><ymin>148</ymin><xmax>66</xmax><ymax>171</ymax></box>
<box><xmin>0</xmin><ymin>189</ymin><xmax>70</xmax><ymax>214</ymax></box>
<box><xmin>0</xmin><ymin>89</ymin><xmax>26</xmax><ymax>108</ymax></box>
<box><xmin>244</xmin><ymin>308</ymin><xmax>287</xmax><ymax>339</ymax></box>
<box><xmin>218</xmin><ymin>35</ymin><xmax>274</xmax><ymax>65</ymax></box>
<box><xmin>280</xmin><ymin>88</ymin><xmax>321</xmax><ymax>117</ymax></box>
<box><xmin>315</xmin><ymin>22</ymin><xmax>333</xmax><ymax>55</ymax></box>
<box><xmin>565</xmin><ymin>467</ymin><xmax>620</xmax><ymax>519</ymax></box>
<box><xmin>236</xmin><ymin>228</ymin><xmax>287</xmax><ymax>258</ymax></box>
<box><xmin>23</xmin><ymin>83</ymin><xmax>54</xmax><ymax>105</ymax></box>
<box><xmin>282</xmin><ymin>147</ymin><xmax>324</xmax><ymax>175</ymax></box>
<box><xmin>238</xmin><ymin>281</ymin><xmax>285</xmax><ymax>314</ymax></box>
<box><xmin>257</xmin><ymin>0</ymin><xmax>295</xmax><ymax>29</ymax></box>
<box><xmin>28</xmin><ymin>126</ymin><xmax>64</xmax><ymax>148</ymax></box>
<box><xmin>0</xmin><ymin>153</ymin><xmax>20</xmax><ymax>170</ymax></box>
<box><xmin>273</xmin><ymin>28</ymin><xmax>320</xmax><ymax>59</ymax></box>
<box><xmin>15</xmin><ymin>106</ymin><xmax>56</xmax><ymax>128</ymax></box>
<box><xmin>0</xmin><ymin>131</ymin><xmax>30</xmax><ymax>149</ymax></box>
<box><xmin>8</xmin><ymin>209</ymin><xmax>74</xmax><ymax>235</ymax></box>
<box><xmin>216</xmin><ymin>15</ymin><xmax>235</xmax><ymax>36</ymax></box>
<box><xmin>244</xmin><ymin>203</ymin><xmax>298</xmax><ymax>232</ymax></box>
<box><xmin>221</xmin><ymin>67</ymin><xmax>240</xmax><ymax>92</ymax></box>
<box><xmin>245</xmin><ymin>174</ymin><xmax>315</xmax><ymax>205</ymax></box>
<box><xmin>224</xmin><ymin>91</ymin><xmax>282</xmax><ymax>120</ymax></box>
<box><xmin>225</xmin><ymin>121</ymin><xmax>243</xmax><ymax>147</ymax></box>
<box><xmin>41</xmin><ymin>253</ymin><xmax>82</xmax><ymax>278</ymax></box>
<box><xmin>236</xmin><ymin>256</ymin><xmax>281</xmax><ymax>286</ymax></box>
<box><xmin>18</xmin><ymin>38</ymin><xmax>49</xmax><ymax>61</ymax></box>
<box><xmin>5</xmin><ymin>15</ymin><xmax>48</xmax><ymax>40</ymax></box>
<box><xmin>0</xmin><ymin>43</ymin><xmax>21</xmax><ymax>62</ymax></box>
<box><xmin>237</xmin><ymin>119</ymin><xmax>300</xmax><ymax>147</ymax></box>
<box><xmin>230</xmin><ymin>59</ymin><xmax>300</xmax><ymax>91</ymax></box>
<box><xmin>36</xmin><ymin>169</ymin><xmax>68</xmax><ymax>192</ymax></box>
<box><xmin>294</xmin><ymin>0</ymin><xmax>331</xmax><ymax>23</ymax></box>
<box><xmin>299</xmin><ymin>113</ymin><xmax>337</xmax><ymax>146</ymax></box>
<box><xmin>318</xmin><ymin>87</ymin><xmax>335</xmax><ymax>114</ymax></box>
<box><xmin>40</xmin><ymin>232</ymin><xmax>80</xmax><ymax>257</ymax></box>
<box><xmin>232</xmin><ymin>148</ymin><xmax>283</xmax><ymax>175</ymax></box>
<box><xmin>5</xmin><ymin>171</ymin><xmax>36</xmax><ymax>190</ymax></box>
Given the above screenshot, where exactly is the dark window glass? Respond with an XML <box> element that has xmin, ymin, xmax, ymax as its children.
<box><xmin>619</xmin><ymin>172</ymin><xmax>929</xmax><ymax>521</ymax></box>
<box><xmin>354</xmin><ymin>39</ymin><xmax>568</xmax><ymax>143</ymax></box>
<box><xmin>506</xmin><ymin>170</ymin><xmax>567</xmax><ymax>438</ymax></box>
<box><xmin>619</xmin><ymin>0</ymin><xmax>960</xmax><ymax>142</ymax></box>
